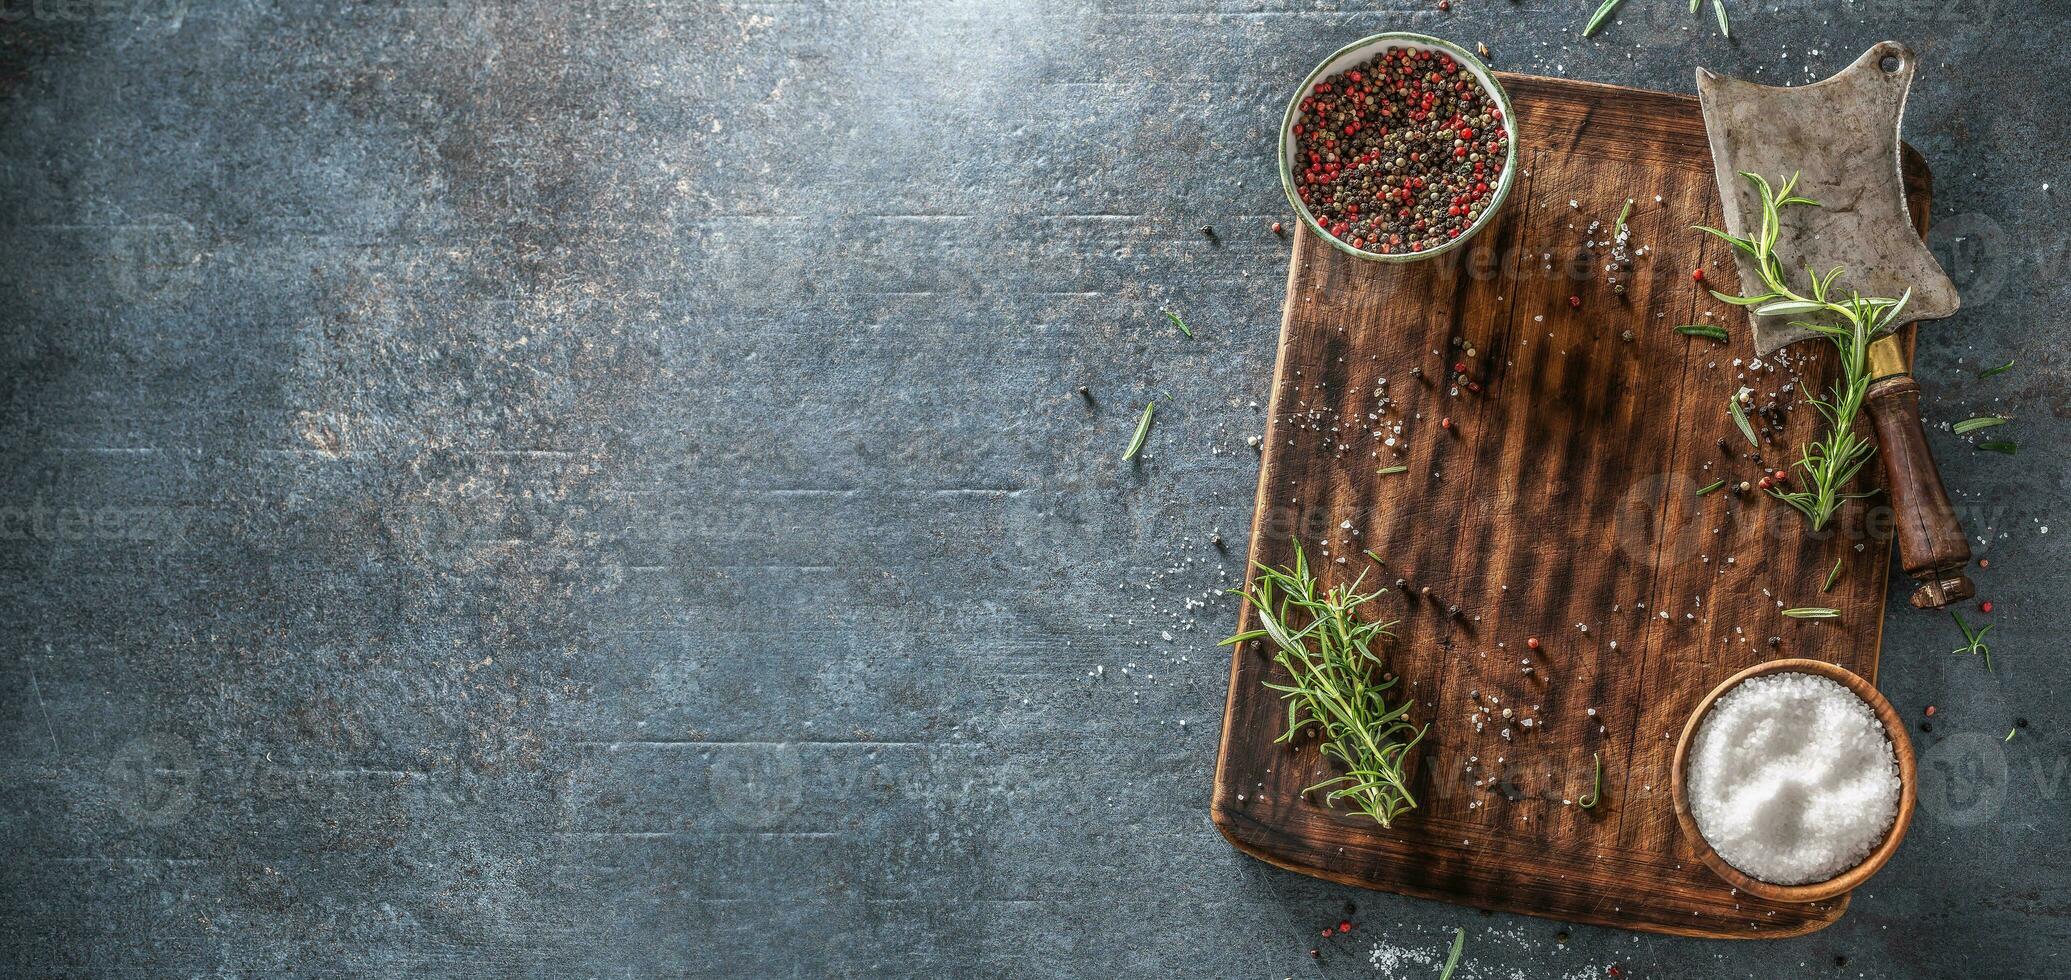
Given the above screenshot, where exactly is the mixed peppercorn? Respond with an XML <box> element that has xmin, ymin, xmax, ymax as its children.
<box><xmin>1290</xmin><ymin>46</ymin><xmax>1509</xmax><ymax>254</ymax></box>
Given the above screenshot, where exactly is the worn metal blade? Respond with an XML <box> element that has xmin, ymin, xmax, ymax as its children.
<box><xmin>1696</xmin><ymin>42</ymin><xmax>1959</xmax><ymax>357</ymax></box>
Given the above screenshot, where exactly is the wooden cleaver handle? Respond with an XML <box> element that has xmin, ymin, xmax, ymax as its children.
<box><xmin>1863</xmin><ymin>334</ymin><xmax>1974</xmax><ymax>608</ymax></box>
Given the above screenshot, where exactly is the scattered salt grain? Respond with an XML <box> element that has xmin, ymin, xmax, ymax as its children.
<box><xmin>1685</xmin><ymin>672</ymin><xmax>1900</xmax><ymax>885</ymax></box>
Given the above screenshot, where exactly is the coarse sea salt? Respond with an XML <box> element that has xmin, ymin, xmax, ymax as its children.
<box><xmin>1685</xmin><ymin>672</ymin><xmax>1900</xmax><ymax>885</ymax></box>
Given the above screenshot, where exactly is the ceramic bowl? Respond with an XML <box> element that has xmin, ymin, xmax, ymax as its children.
<box><xmin>1277</xmin><ymin>32</ymin><xmax>1518</xmax><ymax>263</ymax></box>
<box><xmin>1670</xmin><ymin>658</ymin><xmax>1918</xmax><ymax>904</ymax></box>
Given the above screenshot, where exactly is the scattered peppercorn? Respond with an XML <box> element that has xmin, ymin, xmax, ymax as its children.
<box><xmin>1453</xmin><ymin>360</ymin><xmax>1468</xmax><ymax>374</ymax></box>
<box><xmin>1692</xmin><ymin>268</ymin><xmax>1706</xmax><ymax>282</ymax></box>
<box><xmin>2017</xmin><ymin>717</ymin><xmax>2029</xmax><ymax>728</ymax></box>
<box><xmin>1568</xmin><ymin>295</ymin><xmax>1582</xmax><ymax>308</ymax></box>
<box><xmin>1925</xmin><ymin>705</ymin><xmax>1936</xmax><ymax>716</ymax></box>
<box><xmin>1338</xmin><ymin>920</ymin><xmax>1352</xmax><ymax>933</ymax></box>
<box><xmin>1979</xmin><ymin>558</ymin><xmax>1991</xmax><ymax>568</ymax></box>
<box><xmin>1527</xmin><ymin>636</ymin><xmax>1541</xmax><ymax>650</ymax></box>
<box><xmin>1980</xmin><ymin>600</ymin><xmax>1994</xmax><ymax>613</ymax></box>
<box><xmin>1920</xmin><ymin>720</ymin><xmax>1933</xmax><ymax>732</ymax></box>
<box><xmin>1289</xmin><ymin>47</ymin><xmax>1510</xmax><ymax>253</ymax></box>
<box><xmin>1440</xmin><ymin>416</ymin><xmax>1454</xmax><ymax>430</ymax></box>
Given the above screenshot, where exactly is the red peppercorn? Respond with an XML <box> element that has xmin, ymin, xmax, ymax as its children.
<box><xmin>1440</xmin><ymin>416</ymin><xmax>1453</xmax><ymax>430</ymax></box>
<box><xmin>1772</xmin><ymin>470</ymin><xmax>1788</xmax><ymax>482</ymax></box>
<box><xmin>1981</xmin><ymin>601</ymin><xmax>1994</xmax><ymax>613</ymax></box>
<box><xmin>1925</xmin><ymin>705</ymin><xmax>1937</xmax><ymax>716</ymax></box>
<box><xmin>1692</xmin><ymin>268</ymin><xmax>1705</xmax><ymax>282</ymax></box>
<box><xmin>1568</xmin><ymin>295</ymin><xmax>1582</xmax><ymax>308</ymax></box>
<box><xmin>1320</xmin><ymin>928</ymin><xmax>1332</xmax><ymax>937</ymax></box>
<box><xmin>1527</xmin><ymin>636</ymin><xmax>1541</xmax><ymax>650</ymax></box>
<box><xmin>1453</xmin><ymin>361</ymin><xmax>1467</xmax><ymax>374</ymax></box>
<box><xmin>1272</xmin><ymin>221</ymin><xmax>1284</xmax><ymax>235</ymax></box>
<box><xmin>1338</xmin><ymin>920</ymin><xmax>1352</xmax><ymax>933</ymax></box>
<box><xmin>1979</xmin><ymin>558</ymin><xmax>1991</xmax><ymax>568</ymax></box>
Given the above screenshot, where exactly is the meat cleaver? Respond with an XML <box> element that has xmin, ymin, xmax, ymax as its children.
<box><xmin>1697</xmin><ymin>41</ymin><xmax>1974</xmax><ymax>609</ymax></box>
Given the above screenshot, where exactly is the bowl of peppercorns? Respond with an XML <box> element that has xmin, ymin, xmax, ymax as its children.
<box><xmin>1280</xmin><ymin>33</ymin><xmax>1517</xmax><ymax>261</ymax></box>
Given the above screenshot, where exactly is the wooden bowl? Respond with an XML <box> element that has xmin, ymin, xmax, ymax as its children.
<box><xmin>1669</xmin><ymin>658</ymin><xmax>1917</xmax><ymax>903</ymax></box>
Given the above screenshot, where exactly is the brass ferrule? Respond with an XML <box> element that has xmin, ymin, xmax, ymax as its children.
<box><xmin>1866</xmin><ymin>332</ymin><xmax>1909</xmax><ymax>381</ymax></box>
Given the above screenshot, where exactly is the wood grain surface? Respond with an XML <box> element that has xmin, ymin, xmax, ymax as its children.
<box><xmin>1211</xmin><ymin>73</ymin><xmax>1932</xmax><ymax>939</ymax></box>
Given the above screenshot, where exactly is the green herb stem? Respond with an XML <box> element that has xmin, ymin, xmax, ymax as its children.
<box><xmin>1953</xmin><ymin>416</ymin><xmax>2007</xmax><ymax>435</ymax></box>
<box><xmin>1676</xmin><ymin>325</ymin><xmax>1730</xmax><ymax>341</ymax></box>
<box><xmin>1781</xmin><ymin>607</ymin><xmax>1840</xmax><ymax>620</ymax></box>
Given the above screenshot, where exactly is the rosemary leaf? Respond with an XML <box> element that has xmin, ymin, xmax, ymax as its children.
<box><xmin>1439</xmin><ymin>928</ymin><xmax>1465</xmax><ymax>980</ymax></box>
<box><xmin>1695</xmin><ymin>478</ymin><xmax>1725</xmax><ymax>496</ymax></box>
<box><xmin>1781</xmin><ymin>607</ymin><xmax>1840</xmax><ymax>620</ymax></box>
<box><xmin>1729</xmin><ymin>389</ymin><xmax>1758</xmax><ymax>447</ymax></box>
<box><xmin>1578</xmin><ymin>752</ymin><xmax>1602</xmax><ymax>809</ymax></box>
<box><xmin>1163</xmin><ymin>309</ymin><xmax>1192</xmax><ymax>338</ymax></box>
<box><xmin>1712</xmin><ymin>0</ymin><xmax>1729</xmax><ymax>37</ymax></box>
<box><xmin>1614</xmin><ymin>198</ymin><xmax>1634</xmax><ymax>236</ymax></box>
<box><xmin>1978</xmin><ymin>440</ymin><xmax>2018</xmax><ymax>455</ymax></box>
<box><xmin>1583</xmin><ymin>0</ymin><xmax>1626</xmax><ymax>37</ymax></box>
<box><xmin>1676</xmin><ymin>325</ymin><xmax>1729</xmax><ymax>341</ymax></box>
<box><xmin>1689</xmin><ymin>0</ymin><xmax>1699</xmax><ymax>12</ymax></box>
<box><xmin>1977</xmin><ymin>359</ymin><xmax>2015</xmax><ymax>379</ymax></box>
<box><xmin>1823</xmin><ymin>556</ymin><xmax>1843</xmax><ymax>593</ymax></box>
<box><xmin>1377</xmin><ymin>465</ymin><xmax>1409</xmax><ymax>475</ymax></box>
<box><xmin>2007</xmin><ymin>728</ymin><xmax>2018</xmax><ymax>743</ymax></box>
<box><xmin>1123</xmin><ymin>402</ymin><xmax>1155</xmax><ymax>460</ymax></box>
<box><xmin>1953</xmin><ymin>415</ymin><xmax>2007</xmax><ymax>434</ymax></box>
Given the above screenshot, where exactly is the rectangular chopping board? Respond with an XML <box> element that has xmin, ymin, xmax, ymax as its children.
<box><xmin>1211</xmin><ymin>73</ymin><xmax>1930</xmax><ymax>939</ymax></box>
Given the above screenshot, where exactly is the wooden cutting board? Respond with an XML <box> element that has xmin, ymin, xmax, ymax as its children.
<box><xmin>1211</xmin><ymin>73</ymin><xmax>1930</xmax><ymax>939</ymax></box>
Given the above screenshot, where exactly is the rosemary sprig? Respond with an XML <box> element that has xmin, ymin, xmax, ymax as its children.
<box><xmin>1676</xmin><ymin>325</ymin><xmax>1730</xmax><ymax>341</ymax></box>
<box><xmin>1978</xmin><ymin>359</ymin><xmax>2015</xmax><ymax>379</ymax></box>
<box><xmin>1163</xmin><ymin>309</ymin><xmax>1192</xmax><ymax>338</ymax></box>
<box><xmin>1578</xmin><ymin>752</ymin><xmax>1602</xmax><ymax>809</ymax></box>
<box><xmin>1781</xmin><ymin>607</ymin><xmax>1839</xmax><ymax>619</ymax></box>
<box><xmin>1222</xmin><ymin>541</ymin><xmax>1427</xmax><ymax>827</ymax></box>
<box><xmin>1438</xmin><ymin>928</ymin><xmax>1465</xmax><ymax>980</ymax></box>
<box><xmin>1951</xmin><ymin>610</ymin><xmax>1994</xmax><ymax>670</ymax></box>
<box><xmin>1698</xmin><ymin>172</ymin><xmax>1912</xmax><ymax>530</ymax></box>
<box><xmin>1953</xmin><ymin>416</ymin><xmax>2007</xmax><ymax>434</ymax></box>
<box><xmin>1124</xmin><ymin>402</ymin><xmax>1155</xmax><ymax>460</ymax></box>
<box><xmin>1978</xmin><ymin>440</ymin><xmax>2017</xmax><ymax>455</ymax></box>
<box><xmin>1823</xmin><ymin>556</ymin><xmax>1844</xmax><ymax>593</ymax></box>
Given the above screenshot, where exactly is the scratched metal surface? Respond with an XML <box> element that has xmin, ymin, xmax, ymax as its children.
<box><xmin>0</xmin><ymin>2</ymin><xmax>2065</xmax><ymax>977</ymax></box>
